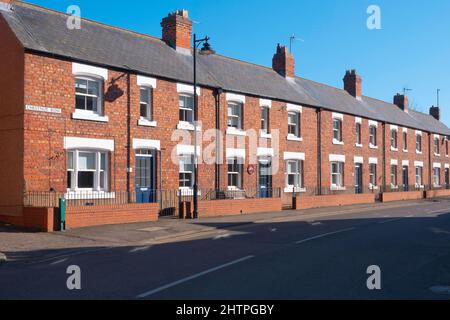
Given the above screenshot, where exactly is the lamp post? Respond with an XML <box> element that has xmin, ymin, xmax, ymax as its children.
<box><xmin>193</xmin><ymin>34</ymin><xmax>214</xmax><ymax>219</ymax></box>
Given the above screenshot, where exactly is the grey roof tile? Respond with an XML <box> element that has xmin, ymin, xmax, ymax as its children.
<box><xmin>2</xmin><ymin>2</ymin><xmax>450</xmax><ymax>136</ymax></box>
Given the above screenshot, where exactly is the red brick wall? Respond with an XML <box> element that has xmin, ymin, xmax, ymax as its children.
<box><xmin>0</xmin><ymin>15</ymin><xmax>25</xmax><ymax>217</ymax></box>
<box><xmin>0</xmin><ymin>207</ymin><xmax>54</xmax><ymax>232</ymax></box>
<box><xmin>66</xmin><ymin>203</ymin><xmax>159</xmax><ymax>229</ymax></box>
<box><xmin>425</xmin><ymin>189</ymin><xmax>450</xmax><ymax>199</ymax></box>
<box><xmin>296</xmin><ymin>193</ymin><xmax>375</xmax><ymax>210</ymax></box>
<box><xmin>198</xmin><ymin>198</ymin><xmax>282</xmax><ymax>218</ymax></box>
<box><xmin>380</xmin><ymin>191</ymin><xmax>424</xmax><ymax>202</ymax></box>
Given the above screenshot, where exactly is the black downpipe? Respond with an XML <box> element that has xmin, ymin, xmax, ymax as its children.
<box><xmin>316</xmin><ymin>108</ymin><xmax>322</xmax><ymax>195</ymax></box>
<box><xmin>126</xmin><ymin>73</ymin><xmax>131</xmax><ymax>198</ymax></box>
<box><xmin>214</xmin><ymin>88</ymin><xmax>223</xmax><ymax>191</ymax></box>
<box><xmin>428</xmin><ymin>132</ymin><xmax>432</xmax><ymax>188</ymax></box>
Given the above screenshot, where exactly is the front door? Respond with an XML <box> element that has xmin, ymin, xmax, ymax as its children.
<box><xmin>355</xmin><ymin>164</ymin><xmax>363</xmax><ymax>194</ymax></box>
<box><xmin>259</xmin><ymin>158</ymin><xmax>272</xmax><ymax>198</ymax></box>
<box><xmin>402</xmin><ymin>166</ymin><xmax>409</xmax><ymax>191</ymax></box>
<box><xmin>135</xmin><ymin>149</ymin><xmax>156</xmax><ymax>203</ymax></box>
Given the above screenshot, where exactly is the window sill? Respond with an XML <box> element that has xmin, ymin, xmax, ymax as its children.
<box><xmin>369</xmin><ymin>185</ymin><xmax>379</xmax><ymax>190</ymax></box>
<box><xmin>333</xmin><ymin>139</ymin><xmax>344</xmax><ymax>145</ymax></box>
<box><xmin>65</xmin><ymin>191</ymin><xmax>115</xmax><ymax>200</ymax></box>
<box><xmin>260</xmin><ymin>132</ymin><xmax>272</xmax><ymax>139</ymax></box>
<box><xmin>287</xmin><ymin>135</ymin><xmax>303</xmax><ymax>142</ymax></box>
<box><xmin>72</xmin><ymin>111</ymin><xmax>109</xmax><ymax>123</ymax></box>
<box><xmin>138</xmin><ymin>118</ymin><xmax>157</xmax><ymax>127</ymax></box>
<box><xmin>369</xmin><ymin>144</ymin><xmax>378</xmax><ymax>150</ymax></box>
<box><xmin>416</xmin><ymin>151</ymin><xmax>423</xmax><ymax>155</ymax></box>
<box><xmin>177</xmin><ymin>121</ymin><xmax>201</xmax><ymax>131</ymax></box>
<box><xmin>390</xmin><ymin>185</ymin><xmax>399</xmax><ymax>190</ymax></box>
<box><xmin>415</xmin><ymin>185</ymin><xmax>425</xmax><ymax>189</ymax></box>
<box><xmin>227</xmin><ymin>127</ymin><xmax>246</xmax><ymax>136</ymax></box>
<box><xmin>434</xmin><ymin>154</ymin><xmax>441</xmax><ymax>157</ymax></box>
<box><xmin>434</xmin><ymin>185</ymin><xmax>442</xmax><ymax>188</ymax></box>
<box><xmin>284</xmin><ymin>187</ymin><xmax>306</xmax><ymax>193</ymax></box>
<box><xmin>403</xmin><ymin>149</ymin><xmax>408</xmax><ymax>153</ymax></box>
<box><xmin>330</xmin><ymin>186</ymin><xmax>346</xmax><ymax>191</ymax></box>
<box><xmin>355</xmin><ymin>143</ymin><xmax>363</xmax><ymax>148</ymax></box>
<box><xmin>391</xmin><ymin>147</ymin><xmax>399</xmax><ymax>152</ymax></box>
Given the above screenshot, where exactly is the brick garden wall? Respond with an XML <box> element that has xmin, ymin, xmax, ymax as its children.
<box><xmin>198</xmin><ymin>198</ymin><xmax>283</xmax><ymax>218</ymax></box>
<box><xmin>296</xmin><ymin>193</ymin><xmax>375</xmax><ymax>210</ymax></box>
<box><xmin>380</xmin><ymin>191</ymin><xmax>424</xmax><ymax>202</ymax></box>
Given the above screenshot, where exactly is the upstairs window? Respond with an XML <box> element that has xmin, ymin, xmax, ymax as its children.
<box><xmin>416</xmin><ymin>134</ymin><xmax>422</xmax><ymax>153</ymax></box>
<box><xmin>355</xmin><ymin>122</ymin><xmax>362</xmax><ymax>145</ymax></box>
<box><xmin>228</xmin><ymin>102</ymin><xmax>243</xmax><ymax>130</ymax></box>
<box><xmin>179</xmin><ymin>94</ymin><xmax>194</xmax><ymax>124</ymax></box>
<box><xmin>288</xmin><ymin>112</ymin><xmax>301</xmax><ymax>137</ymax></box>
<box><xmin>435</xmin><ymin>137</ymin><xmax>440</xmax><ymax>155</ymax></box>
<box><xmin>333</xmin><ymin>118</ymin><xmax>343</xmax><ymax>142</ymax></box>
<box><xmin>391</xmin><ymin>129</ymin><xmax>398</xmax><ymax>149</ymax></box>
<box><xmin>75</xmin><ymin>77</ymin><xmax>102</xmax><ymax>114</ymax></box>
<box><xmin>369</xmin><ymin>125</ymin><xmax>377</xmax><ymax>146</ymax></box>
<box><xmin>403</xmin><ymin>131</ymin><xmax>408</xmax><ymax>151</ymax></box>
<box><xmin>140</xmin><ymin>87</ymin><xmax>152</xmax><ymax>120</ymax></box>
<box><xmin>446</xmin><ymin>139</ymin><xmax>449</xmax><ymax>157</ymax></box>
<box><xmin>261</xmin><ymin>106</ymin><xmax>270</xmax><ymax>134</ymax></box>
<box><xmin>67</xmin><ymin>150</ymin><xmax>108</xmax><ymax>191</ymax></box>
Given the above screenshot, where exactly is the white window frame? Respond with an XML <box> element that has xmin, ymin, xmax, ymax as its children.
<box><xmin>434</xmin><ymin>137</ymin><xmax>441</xmax><ymax>156</ymax></box>
<box><xmin>288</xmin><ymin>111</ymin><xmax>301</xmax><ymax>139</ymax></box>
<box><xmin>369</xmin><ymin>163</ymin><xmax>377</xmax><ymax>188</ymax></box>
<box><xmin>228</xmin><ymin>102</ymin><xmax>244</xmax><ymax>130</ymax></box>
<box><xmin>66</xmin><ymin>150</ymin><xmax>108</xmax><ymax>192</ymax></box>
<box><xmin>369</xmin><ymin>125</ymin><xmax>377</xmax><ymax>148</ymax></box>
<box><xmin>391</xmin><ymin>165</ymin><xmax>398</xmax><ymax>188</ymax></box>
<box><xmin>434</xmin><ymin>167</ymin><xmax>441</xmax><ymax>187</ymax></box>
<box><xmin>139</xmin><ymin>86</ymin><xmax>153</xmax><ymax>121</ymax></box>
<box><xmin>74</xmin><ymin>76</ymin><xmax>104</xmax><ymax>115</ymax></box>
<box><xmin>416</xmin><ymin>133</ymin><xmax>423</xmax><ymax>154</ymax></box>
<box><xmin>391</xmin><ymin>129</ymin><xmax>398</xmax><ymax>151</ymax></box>
<box><xmin>227</xmin><ymin>158</ymin><xmax>244</xmax><ymax>190</ymax></box>
<box><xmin>179</xmin><ymin>94</ymin><xmax>195</xmax><ymax>125</ymax></box>
<box><xmin>355</xmin><ymin>122</ymin><xmax>362</xmax><ymax>147</ymax></box>
<box><xmin>179</xmin><ymin>154</ymin><xmax>194</xmax><ymax>189</ymax></box>
<box><xmin>331</xmin><ymin>161</ymin><xmax>344</xmax><ymax>189</ymax></box>
<box><xmin>333</xmin><ymin>117</ymin><xmax>343</xmax><ymax>144</ymax></box>
<box><xmin>403</xmin><ymin>130</ymin><xmax>408</xmax><ymax>152</ymax></box>
<box><xmin>415</xmin><ymin>166</ymin><xmax>423</xmax><ymax>187</ymax></box>
<box><xmin>285</xmin><ymin>160</ymin><xmax>304</xmax><ymax>192</ymax></box>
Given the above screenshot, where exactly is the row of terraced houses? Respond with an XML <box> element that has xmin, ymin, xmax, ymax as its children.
<box><xmin>1</xmin><ymin>1</ymin><xmax>450</xmax><ymax>231</ymax></box>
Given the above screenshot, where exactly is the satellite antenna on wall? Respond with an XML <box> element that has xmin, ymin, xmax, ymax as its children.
<box><xmin>289</xmin><ymin>34</ymin><xmax>304</xmax><ymax>53</ymax></box>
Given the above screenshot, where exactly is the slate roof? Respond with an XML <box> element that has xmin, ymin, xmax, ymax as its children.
<box><xmin>2</xmin><ymin>2</ymin><xmax>449</xmax><ymax>136</ymax></box>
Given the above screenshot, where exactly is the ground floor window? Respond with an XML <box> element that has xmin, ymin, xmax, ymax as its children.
<box><xmin>286</xmin><ymin>160</ymin><xmax>304</xmax><ymax>189</ymax></box>
<box><xmin>415</xmin><ymin>166</ymin><xmax>423</xmax><ymax>186</ymax></box>
<box><xmin>67</xmin><ymin>150</ymin><xmax>108</xmax><ymax>191</ymax></box>
<box><xmin>434</xmin><ymin>167</ymin><xmax>441</xmax><ymax>186</ymax></box>
<box><xmin>331</xmin><ymin>162</ymin><xmax>344</xmax><ymax>188</ymax></box>
<box><xmin>391</xmin><ymin>165</ymin><xmax>398</xmax><ymax>187</ymax></box>
<box><xmin>369</xmin><ymin>164</ymin><xmax>377</xmax><ymax>187</ymax></box>
<box><xmin>179</xmin><ymin>155</ymin><xmax>194</xmax><ymax>188</ymax></box>
<box><xmin>227</xmin><ymin>158</ymin><xmax>243</xmax><ymax>189</ymax></box>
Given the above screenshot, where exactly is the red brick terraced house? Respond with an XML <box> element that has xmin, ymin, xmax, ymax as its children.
<box><xmin>1</xmin><ymin>1</ymin><xmax>450</xmax><ymax>231</ymax></box>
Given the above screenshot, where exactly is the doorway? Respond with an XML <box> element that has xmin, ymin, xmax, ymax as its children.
<box><xmin>135</xmin><ymin>149</ymin><xmax>156</xmax><ymax>203</ymax></box>
<box><xmin>402</xmin><ymin>166</ymin><xmax>409</xmax><ymax>191</ymax></box>
<box><xmin>355</xmin><ymin>163</ymin><xmax>363</xmax><ymax>194</ymax></box>
<box><xmin>259</xmin><ymin>158</ymin><xmax>272</xmax><ymax>198</ymax></box>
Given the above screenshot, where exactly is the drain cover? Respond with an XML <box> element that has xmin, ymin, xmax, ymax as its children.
<box><xmin>430</xmin><ymin>286</ymin><xmax>450</xmax><ymax>295</ymax></box>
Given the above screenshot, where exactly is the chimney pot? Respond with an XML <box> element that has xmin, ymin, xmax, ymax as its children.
<box><xmin>272</xmin><ymin>44</ymin><xmax>295</xmax><ymax>78</ymax></box>
<box><xmin>161</xmin><ymin>9</ymin><xmax>192</xmax><ymax>51</ymax></box>
<box><xmin>393</xmin><ymin>93</ymin><xmax>409</xmax><ymax>113</ymax></box>
<box><xmin>343</xmin><ymin>69</ymin><xmax>362</xmax><ymax>99</ymax></box>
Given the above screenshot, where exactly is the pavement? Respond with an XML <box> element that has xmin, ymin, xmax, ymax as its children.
<box><xmin>2</xmin><ymin>198</ymin><xmax>450</xmax><ymax>299</ymax></box>
<box><xmin>0</xmin><ymin>199</ymin><xmax>439</xmax><ymax>264</ymax></box>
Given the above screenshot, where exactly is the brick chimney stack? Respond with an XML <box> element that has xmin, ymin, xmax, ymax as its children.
<box><xmin>161</xmin><ymin>9</ymin><xmax>192</xmax><ymax>52</ymax></box>
<box><xmin>430</xmin><ymin>106</ymin><xmax>440</xmax><ymax>121</ymax></box>
<box><xmin>343</xmin><ymin>70</ymin><xmax>362</xmax><ymax>99</ymax></box>
<box><xmin>393</xmin><ymin>94</ymin><xmax>409</xmax><ymax>113</ymax></box>
<box><xmin>272</xmin><ymin>44</ymin><xmax>295</xmax><ymax>78</ymax></box>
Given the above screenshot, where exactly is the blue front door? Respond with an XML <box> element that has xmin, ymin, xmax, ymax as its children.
<box><xmin>135</xmin><ymin>151</ymin><xmax>156</xmax><ymax>203</ymax></box>
<box><xmin>259</xmin><ymin>158</ymin><xmax>272</xmax><ymax>198</ymax></box>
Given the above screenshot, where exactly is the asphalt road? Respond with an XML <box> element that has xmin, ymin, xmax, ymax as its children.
<box><xmin>2</xmin><ymin>200</ymin><xmax>450</xmax><ymax>300</ymax></box>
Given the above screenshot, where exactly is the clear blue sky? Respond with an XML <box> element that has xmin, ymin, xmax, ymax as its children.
<box><xmin>26</xmin><ymin>0</ymin><xmax>450</xmax><ymax>126</ymax></box>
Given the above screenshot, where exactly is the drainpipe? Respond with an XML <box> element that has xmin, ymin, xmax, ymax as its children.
<box><xmin>126</xmin><ymin>72</ymin><xmax>131</xmax><ymax>199</ymax></box>
<box><xmin>428</xmin><ymin>132</ymin><xmax>432</xmax><ymax>188</ymax></box>
<box><xmin>382</xmin><ymin>122</ymin><xmax>386</xmax><ymax>192</ymax></box>
<box><xmin>214</xmin><ymin>88</ymin><xmax>223</xmax><ymax>191</ymax></box>
<box><xmin>316</xmin><ymin>108</ymin><xmax>322</xmax><ymax>195</ymax></box>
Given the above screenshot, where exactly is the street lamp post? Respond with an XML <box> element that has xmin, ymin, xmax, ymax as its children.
<box><xmin>193</xmin><ymin>34</ymin><xmax>214</xmax><ymax>219</ymax></box>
